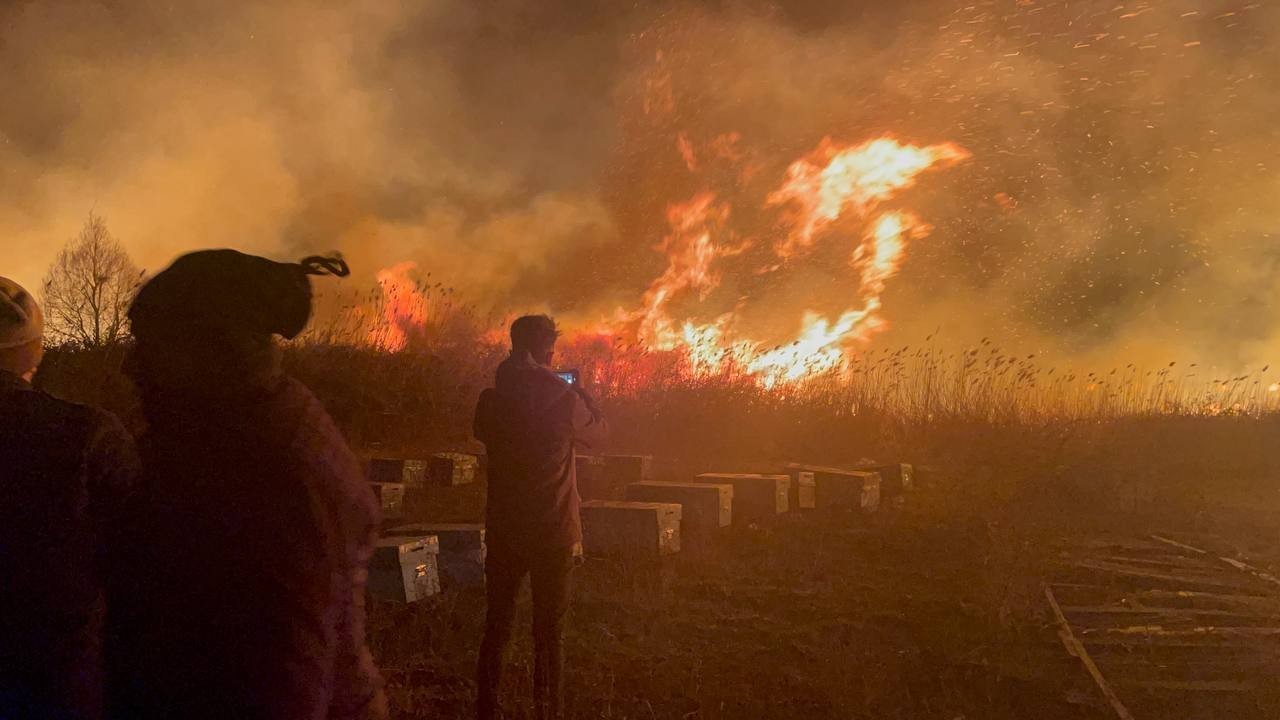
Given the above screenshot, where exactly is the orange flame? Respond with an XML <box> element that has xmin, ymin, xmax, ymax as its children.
<box><xmin>634</xmin><ymin>192</ymin><xmax>744</xmax><ymax>349</ymax></box>
<box><xmin>371</xmin><ymin>261</ymin><xmax>426</xmax><ymax>351</ymax></box>
<box><xmin>769</xmin><ymin>136</ymin><xmax>968</xmax><ymax>259</ymax></box>
<box><xmin>624</xmin><ymin>134</ymin><xmax>968</xmax><ymax>386</ymax></box>
<box><xmin>366</xmin><ymin>133</ymin><xmax>969</xmax><ymax>391</ymax></box>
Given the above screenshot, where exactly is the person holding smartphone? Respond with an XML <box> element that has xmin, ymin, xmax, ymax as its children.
<box><xmin>473</xmin><ymin>314</ymin><xmax>607</xmax><ymax>720</ymax></box>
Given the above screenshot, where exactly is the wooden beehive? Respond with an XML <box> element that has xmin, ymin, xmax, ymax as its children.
<box><xmin>853</xmin><ymin>463</ymin><xmax>912</xmax><ymax>498</ymax></box>
<box><xmin>781</xmin><ymin>468</ymin><xmax>817</xmax><ymax>511</ymax></box>
<box><xmin>428</xmin><ymin>452</ymin><xmax>479</xmax><ymax>487</ymax></box>
<box><xmin>385</xmin><ymin>523</ymin><xmax>486</xmax><ymax>590</ymax></box>
<box><xmin>580</xmin><ymin>500</ymin><xmax>681</xmax><ymax>557</ymax></box>
<box><xmin>575</xmin><ymin>454</ymin><xmax>617</xmax><ymax>500</ymax></box>
<box><xmin>785</xmin><ymin>463</ymin><xmax>880</xmax><ymax>512</ymax></box>
<box><xmin>626</xmin><ymin>481</ymin><xmax>733</xmax><ymax>542</ymax></box>
<box><xmin>369</xmin><ymin>481</ymin><xmax>406</xmax><ymax>520</ymax></box>
<box><xmin>694</xmin><ymin>473</ymin><xmax>789</xmax><ymax>522</ymax></box>
<box><xmin>602</xmin><ymin>454</ymin><xmax>653</xmax><ymax>487</ymax></box>
<box><xmin>368</xmin><ymin>458</ymin><xmax>428</xmax><ymax>487</ymax></box>
<box><xmin>369</xmin><ymin>535</ymin><xmax>440</xmax><ymax>603</ymax></box>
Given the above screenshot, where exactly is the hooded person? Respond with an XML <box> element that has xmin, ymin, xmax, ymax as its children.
<box><xmin>0</xmin><ymin>277</ymin><xmax>138</xmax><ymax>720</ymax></box>
<box><xmin>473</xmin><ymin>314</ymin><xmax>608</xmax><ymax>720</ymax></box>
<box><xmin>105</xmin><ymin>250</ymin><xmax>387</xmax><ymax>720</ymax></box>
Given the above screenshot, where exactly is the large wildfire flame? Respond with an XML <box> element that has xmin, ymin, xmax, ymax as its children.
<box><xmin>623</xmin><ymin>134</ymin><xmax>969</xmax><ymax>387</ymax></box>
<box><xmin>370</xmin><ymin>134</ymin><xmax>967</xmax><ymax>386</ymax></box>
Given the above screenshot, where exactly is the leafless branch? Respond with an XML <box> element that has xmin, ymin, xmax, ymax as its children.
<box><xmin>41</xmin><ymin>211</ymin><xmax>143</xmax><ymax>349</ymax></box>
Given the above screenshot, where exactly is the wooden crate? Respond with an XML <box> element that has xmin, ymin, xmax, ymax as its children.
<box><xmin>575</xmin><ymin>454</ymin><xmax>618</xmax><ymax>500</ymax></box>
<box><xmin>385</xmin><ymin>523</ymin><xmax>486</xmax><ymax>590</ymax></box>
<box><xmin>369</xmin><ymin>481</ymin><xmax>406</xmax><ymax>520</ymax></box>
<box><xmin>779</xmin><ymin>468</ymin><xmax>817</xmax><ymax>511</ymax></box>
<box><xmin>853</xmin><ymin>463</ymin><xmax>912</xmax><ymax>497</ymax></box>
<box><xmin>694</xmin><ymin>474</ymin><xmax>789</xmax><ymax>522</ymax></box>
<box><xmin>428</xmin><ymin>452</ymin><xmax>479</xmax><ymax>487</ymax></box>
<box><xmin>602</xmin><ymin>454</ymin><xmax>653</xmax><ymax>487</ymax></box>
<box><xmin>626</xmin><ymin>481</ymin><xmax>733</xmax><ymax>541</ymax></box>
<box><xmin>785</xmin><ymin>464</ymin><xmax>880</xmax><ymax>512</ymax></box>
<box><xmin>369</xmin><ymin>535</ymin><xmax>440</xmax><ymax>603</ymax></box>
<box><xmin>368</xmin><ymin>458</ymin><xmax>428</xmax><ymax>487</ymax></box>
<box><xmin>580</xmin><ymin>501</ymin><xmax>681</xmax><ymax>557</ymax></box>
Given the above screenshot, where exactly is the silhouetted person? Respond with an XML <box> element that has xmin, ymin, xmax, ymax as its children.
<box><xmin>0</xmin><ymin>277</ymin><xmax>138</xmax><ymax>720</ymax></box>
<box><xmin>473</xmin><ymin>314</ymin><xmax>607</xmax><ymax>720</ymax></box>
<box><xmin>105</xmin><ymin>251</ymin><xmax>387</xmax><ymax>720</ymax></box>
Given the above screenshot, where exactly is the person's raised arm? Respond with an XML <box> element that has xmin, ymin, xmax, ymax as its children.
<box><xmin>570</xmin><ymin>386</ymin><xmax>609</xmax><ymax>449</ymax></box>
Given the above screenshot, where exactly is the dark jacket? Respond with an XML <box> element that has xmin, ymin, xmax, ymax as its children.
<box><xmin>106</xmin><ymin>374</ymin><xmax>385</xmax><ymax>720</ymax></box>
<box><xmin>474</xmin><ymin>353</ymin><xmax>608</xmax><ymax>549</ymax></box>
<box><xmin>0</xmin><ymin>370</ymin><xmax>138</xmax><ymax>720</ymax></box>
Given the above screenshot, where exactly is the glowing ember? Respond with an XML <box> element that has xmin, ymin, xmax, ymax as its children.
<box><xmin>371</xmin><ymin>261</ymin><xmax>427</xmax><ymax>351</ymax></box>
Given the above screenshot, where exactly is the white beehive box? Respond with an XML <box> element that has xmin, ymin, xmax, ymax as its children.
<box><xmin>626</xmin><ymin>481</ymin><xmax>733</xmax><ymax>538</ymax></box>
<box><xmin>369</xmin><ymin>534</ymin><xmax>440</xmax><ymax>603</ymax></box>
<box><xmin>694</xmin><ymin>473</ymin><xmax>789</xmax><ymax>522</ymax></box>
<box><xmin>853</xmin><ymin>463</ymin><xmax>912</xmax><ymax>498</ymax></box>
<box><xmin>384</xmin><ymin>523</ymin><xmax>486</xmax><ymax>590</ymax></box>
<box><xmin>580</xmin><ymin>500</ymin><xmax>681</xmax><ymax>557</ymax></box>
<box><xmin>369</xmin><ymin>481</ymin><xmax>406</xmax><ymax>519</ymax></box>
<box><xmin>786</xmin><ymin>463</ymin><xmax>881</xmax><ymax>512</ymax></box>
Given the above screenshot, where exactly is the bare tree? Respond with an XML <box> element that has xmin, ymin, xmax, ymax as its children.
<box><xmin>41</xmin><ymin>212</ymin><xmax>143</xmax><ymax>349</ymax></box>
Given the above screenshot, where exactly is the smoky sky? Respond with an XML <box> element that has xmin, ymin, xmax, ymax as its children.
<box><xmin>2</xmin><ymin>0</ymin><xmax>1277</xmax><ymax>368</ymax></box>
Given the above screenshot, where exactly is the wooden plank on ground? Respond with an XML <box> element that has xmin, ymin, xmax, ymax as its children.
<box><xmin>1150</xmin><ymin>535</ymin><xmax>1280</xmax><ymax>590</ymax></box>
<box><xmin>1064</xmin><ymin>560</ymin><xmax>1268</xmax><ymax>595</ymax></box>
<box><xmin>1114</xmin><ymin>679</ymin><xmax>1255</xmax><ymax>693</ymax></box>
<box><xmin>1061</xmin><ymin>605</ymin><xmax>1280</xmax><ymax>626</ymax></box>
<box><xmin>1045</xmin><ymin>584</ymin><xmax>1136</xmax><ymax>720</ymax></box>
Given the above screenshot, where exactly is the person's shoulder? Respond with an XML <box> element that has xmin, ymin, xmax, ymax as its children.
<box><xmin>272</xmin><ymin>376</ymin><xmax>348</xmax><ymax>455</ymax></box>
<box><xmin>274</xmin><ymin>375</ymin><xmax>378</xmax><ymax>518</ymax></box>
<box><xmin>21</xmin><ymin>384</ymin><xmax>127</xmax><ymax>439</ymax></box>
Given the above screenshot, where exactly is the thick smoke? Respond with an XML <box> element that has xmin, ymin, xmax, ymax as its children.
<box><xmin>2</xmin><ymin>0</ymin><xmax>1277</xmax><ymax>369</ymax></box>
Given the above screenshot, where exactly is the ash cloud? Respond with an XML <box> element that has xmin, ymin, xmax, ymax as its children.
<box><xmin>2</xmin><ymin>0</ymin><xmax>1277</xmax><ymax>370</ymax></box>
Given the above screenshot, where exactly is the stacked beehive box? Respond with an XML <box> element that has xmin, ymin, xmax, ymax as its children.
<box><xmin>580</xmin><ymin>500</ymin><xmax>681</xmax><ymax>557</ymax></box>
<box><xmin>853</xmin><ymin>463</ymin><xmax>912</xmax><ymax>499</ymax></box>
<box><xmin>428</xmin><ymin>452</ymin><xmax>480</xmax><ymax>487</ymax></box>
<box><xmin>694</xmin><ymin>473</ymin><xmax>789</xmax><ymax>523</ymax></box>
<box><xmin>779</xmin><ymin>468</ymin><xmax>817</xmax><ymax>511</ymax></box>
<box><xmin>626</xmin><ymin>481</ymin><xmax>733</xmax><ymax>544</ymax></box>
<box><xmin>369</xmin><ymin>482</ymin><xmax>406</xmax><ymax>520</ymax></box>
<box><xmin>368</xmin><ymin>458</ymin><xmax>429</xmax><ymax>518</ymax></box>
<box><xmin>785</xmin><ymin>464</ymin><xmax>881</xmax><ymax>512</ymax></box>
<box><xmin>385</xmin><ymin>523</ymin><xmax>486</xmax><ymax>590</ymax></box>
<box><xmin>368</xmin><ymin>458</ymin><xmax>428</xmax><ymax>486</ymax></box>
<box><xmin>575</xmin><ymin>454</ymin><xmax>612</xmax><ymax>500</ymax></box>
<box><xmin>603</xmin><ymin>454</ymin><xmax>652</xmax><ymax>485</ymax></box>
<box><xmin>368</xmin><ymin>534</ymin><xmax>440</xmax><ymax>603</ymax></box>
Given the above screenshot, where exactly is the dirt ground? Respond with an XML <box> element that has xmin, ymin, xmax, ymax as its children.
<box><xmin>368</xmin><ymin>475</ymin><xmax>1108</xmax><ymax>720</ymax></box>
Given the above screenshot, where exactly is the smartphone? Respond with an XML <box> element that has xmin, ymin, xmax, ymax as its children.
<box><xmin>555</xmin><ymin>369</ymin><xmax>580</xmax><ymax>385</ymax></box>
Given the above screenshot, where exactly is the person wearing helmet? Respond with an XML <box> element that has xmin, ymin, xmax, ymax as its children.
<box><xmin>0</xmin><ymin>276</ymin><xmax>138</xmax><ymax>720</ymax></box>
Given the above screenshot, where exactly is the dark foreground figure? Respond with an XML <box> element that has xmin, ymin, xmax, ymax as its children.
<box><xmin>473</xmin><ymin>315</ymin><xmax>608</xmax><ymax>720</ymax></box>
<box><xmin>0</xmin><ymin>278</ymin><xmax>138</xmax><ymax>720</ymax></box>
<box><xmin>106</xmin><ymin>251</ymin><xmax>388</xmax><ymax>720</ymax></box>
